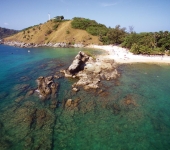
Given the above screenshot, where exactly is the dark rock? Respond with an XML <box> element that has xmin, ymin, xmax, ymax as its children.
<box><xmin>44</xmin><ymin>87</ymin><xmax>51</xmax><ymax>95</ymax></box>
<box><xmin>113</xmin><ymin>104</ymin><xmax>121</xmax><ymax>114</ymax></box>
<box><xmin>36</xmin><ymin>76</ymin><xmax>59</xmax><ymax>100</ymax></box>
<box><xmin>98</xmin><ymin>91</ymin><xmax>109</xmax><ymax>97</ymax></box>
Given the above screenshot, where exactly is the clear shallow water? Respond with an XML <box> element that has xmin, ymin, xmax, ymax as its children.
<box><xmin>0</xmin><ymin>45</ymin><xmax>170</xmax><ymax>150</ymax></box>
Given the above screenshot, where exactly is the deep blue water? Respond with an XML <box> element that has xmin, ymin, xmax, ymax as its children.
<box><xmin>0</xmin><ymin>45</ymin><xmax>170</xmax><ymax>150</ymax></box>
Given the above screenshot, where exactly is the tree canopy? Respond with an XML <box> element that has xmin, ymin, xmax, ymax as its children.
<box><xmin>71</xmin><ymin>17</ymin><xmax>170</xmax><ymax>55</ymax></box>
<box><xmin>54</xmin><ymin>16</ymin><xmax>64</xmax><ymax>20</ymax></box>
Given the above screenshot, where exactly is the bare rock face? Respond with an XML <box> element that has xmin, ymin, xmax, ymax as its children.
<box><xmin>62</xmin><ymin>51</ymin><xmax>120</xmax><ymax>90</ymax></box>
<box><xmin>36</xmin><ymin>76</ymin><xmax>58</xmax><ymax>99</ymax></box>
<box><xmin>68</xmin><ymin>51</ymin><xmax>89</xmax><ymax>74</ymax></box>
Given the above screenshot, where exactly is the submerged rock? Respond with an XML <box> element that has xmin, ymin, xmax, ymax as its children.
<box><xmin>13</xmin><ymin>84</ymin><xmax>30</xmax><ymax>92</ymax></box>
<box><xmin>65</xmin><ymin>99</ymin><xmax>72</xmax><ymax>108</ymax></box>
<box><xmin>113</xmin><ymin>103</ymin><xmax>121</xmax><ymax>114</ymax></box>
<box><xmin>124</xmin><ymin>95</ymin><xmax>136</xmax><ymax>105</ymax></box>
<box><xmin>15</xmin><ymin>96</ymin><xmax>25</xmax><ymax>103</ymax></box>
<box><xmin>50</xmin><ymin>100</ymin><xmax>58</xmax><ymax>109</ymax></box>
<box><xmin>26</xmin><ymin>90</ymin><xmax>34</xmax><ymax>97</ymax></box>
<box><xmin>65</xmin><ymin>98</ymin><xmax>81</xmax><ymax>110</ymax></box>
<box><xmin>19</xmin><ymin>76</ymin><xmax>30</xmax><ymax>82</ymax></box>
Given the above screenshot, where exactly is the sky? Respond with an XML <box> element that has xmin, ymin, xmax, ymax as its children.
<box><xmin>1</xmin><ymin>0</ymin><xmax>170</xmax><ymax>33</ymax></box>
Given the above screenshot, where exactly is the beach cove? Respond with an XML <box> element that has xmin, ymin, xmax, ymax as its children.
<box><xmin>0</xmin><ymin>45</ymin><xmax>170</xmax><ymax>150</ymax></box>
<box><xmin>88</xmin><ymin>45</ymin><xmax>170</xmax><ymax>64</ymax></box>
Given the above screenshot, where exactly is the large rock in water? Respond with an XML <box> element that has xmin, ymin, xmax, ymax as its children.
<box><xmin>68</xmin><ymin>51</ymin><xmax>89</xmax><ymax>74</ymax></box>
<box><xmin>62</xmin><ymin>51</ymin><xmax>120</xmax><ymax>90</ymax></box>
<box><xmin>36</xmin><ymin>76</ymin><xmax>58</xmax><ymax>99</ymax></box>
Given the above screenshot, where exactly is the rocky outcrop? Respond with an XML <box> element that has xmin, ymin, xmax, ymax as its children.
<box><xmin>36</xmin><ymin>76</ymin><xmax>58</xmax><ymax>99</ymax></box>
<box><xmin>68</xmin><ymin>51</ymin><xmax>89</xmax><ymax>74</ymax></box>
<box><xmin>62</xmin><ymin>51</ymin><xmax>120</xmax><ymax>90</ymax></box>
<box><xmin>3</xmin><ymin>41</ymin><xmax>85</xmax><ymax>48</ymax></box>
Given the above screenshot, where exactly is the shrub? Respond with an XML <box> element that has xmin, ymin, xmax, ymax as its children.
<box><xmin>84</xmin><ymin>51</ymin><xmax>96</xmax><ymax>59</ymax></box>
<box><xmin>53</xmin><ymin>24</ymin><xmax>59</xmax><ymax>30</ymax></box>
<box><xmin>71</xmin><ymin>17</ymin><xmax>108</xmax><ymax>42</ymax></box>
<box><xmin>71</xmin><ymin>17</ymin><xmax>97</xmax><ymax>30</ymax></box>
<box><xmin>130</xmin><ymin>43</ymin><xmax>140</xmax><ymax>54</ymax></box>
<box><xmin>66</xmin><ymin>30</ymin><xmax>70</xmax><ymax>34</ymax></box>
<box><xmin>45</xmin><ymin>30</ymin><xmax>52</xmax><ymax>35</ymax></box>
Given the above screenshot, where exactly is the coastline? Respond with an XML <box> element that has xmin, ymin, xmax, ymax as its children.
<box><xmin>2</xmin><ymin>41</ymin><xmax>170</xmax><ymax>64</ymax></box>
<box><xmin>2</xmin><ymin>41</ymin><xmax>85</xmax><ymax>48</ymax></box>
<box><xmin>87</xmin><ymin>44</ymin><xmax>170</xmax><ymax>64</ymax></box>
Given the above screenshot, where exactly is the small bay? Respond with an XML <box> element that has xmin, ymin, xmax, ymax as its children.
<box><xmin>0</xmin><ymin>45</ymin><xmax>170</xmax><ymax>150</ymax></box>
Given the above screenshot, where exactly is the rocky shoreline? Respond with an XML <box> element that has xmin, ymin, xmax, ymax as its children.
<box><xmin>35</xmin><ymin>51</ymin><xmax>119</xmax><ymax>100</ymax></box>
<box><xmin>2</xmin><ymin>41</ymin><xmax>85</xmax><ymax>48</ymax></box>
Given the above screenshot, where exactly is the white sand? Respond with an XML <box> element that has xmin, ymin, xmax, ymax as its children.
<box><xmin>87</xmin><ymin>45</ymin><xmax>170</xmax><ymax>64</ymax></box>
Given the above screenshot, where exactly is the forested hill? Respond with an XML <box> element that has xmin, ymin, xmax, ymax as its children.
<box><xmin>0</xmin><ymin>27</ymin><xmax>19</xmax><ymax>39</ymax></box>
<box><xmin>71</xmin><ymin>17</ymin><xmax>170</xmax><ymax>55</ymax></box>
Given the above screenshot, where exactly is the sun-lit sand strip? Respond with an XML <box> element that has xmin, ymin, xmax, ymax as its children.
<box><xmin>87</xmin><ymin>45</ymin><xmax>170</xmax><ymax>64</ymax></box>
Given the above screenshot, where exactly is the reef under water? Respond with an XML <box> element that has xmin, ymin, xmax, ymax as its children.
<box><xmin>0</xmin><ymin>45</ymin><xmax>170</xmax><ymax>150</ymax></box>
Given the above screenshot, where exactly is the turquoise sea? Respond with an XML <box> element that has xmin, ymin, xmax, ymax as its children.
<box><xmin>0</xmin><ymin>45</ymin><xmax>170</xmax><ymax>150</ymax></box>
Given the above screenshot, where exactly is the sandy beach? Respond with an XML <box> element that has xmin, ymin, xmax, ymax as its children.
<box><xmin>87</xmin><ymin>45</ymin><xmax>170</xmax><ymax>64</ymax></box>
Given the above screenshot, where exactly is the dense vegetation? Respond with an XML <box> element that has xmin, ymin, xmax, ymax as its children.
<box><xmin>71</xmin><ymin>17</ymin><xmax>170</xmax><ymax>55</ymax></box>
<box><xmin>71</xmin><ymin>17</ymin><xmax>108</xmax><ymax>37</ymax></box>
<box><xmin>122</xmin><ymin>31</ymin><xmax>170</xmax><ymax>55</ymax></box>
<box><xmin>0</xmin><ymin>27</ymin><xmax>19</xmax><ymax>39</ymax></box>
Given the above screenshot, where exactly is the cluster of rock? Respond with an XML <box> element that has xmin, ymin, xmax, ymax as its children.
<box><xmin>36</xmin><ymin>76</ymin><xmax>59</xmax><ymax>100</ymax></box>
<box><xmin>3</xmin><ymin>41</ymin><xmax>37</xmax><ymax>48</ymax></box>
<box><xmin>3</xmin><ymin>41</ymin><xmax>85</xmax><ymax>48</ymax></box>
<box><xmin>61</xmin><ymin>51</ymin><xmax>119</xmax><ymax>90</ymax></box>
